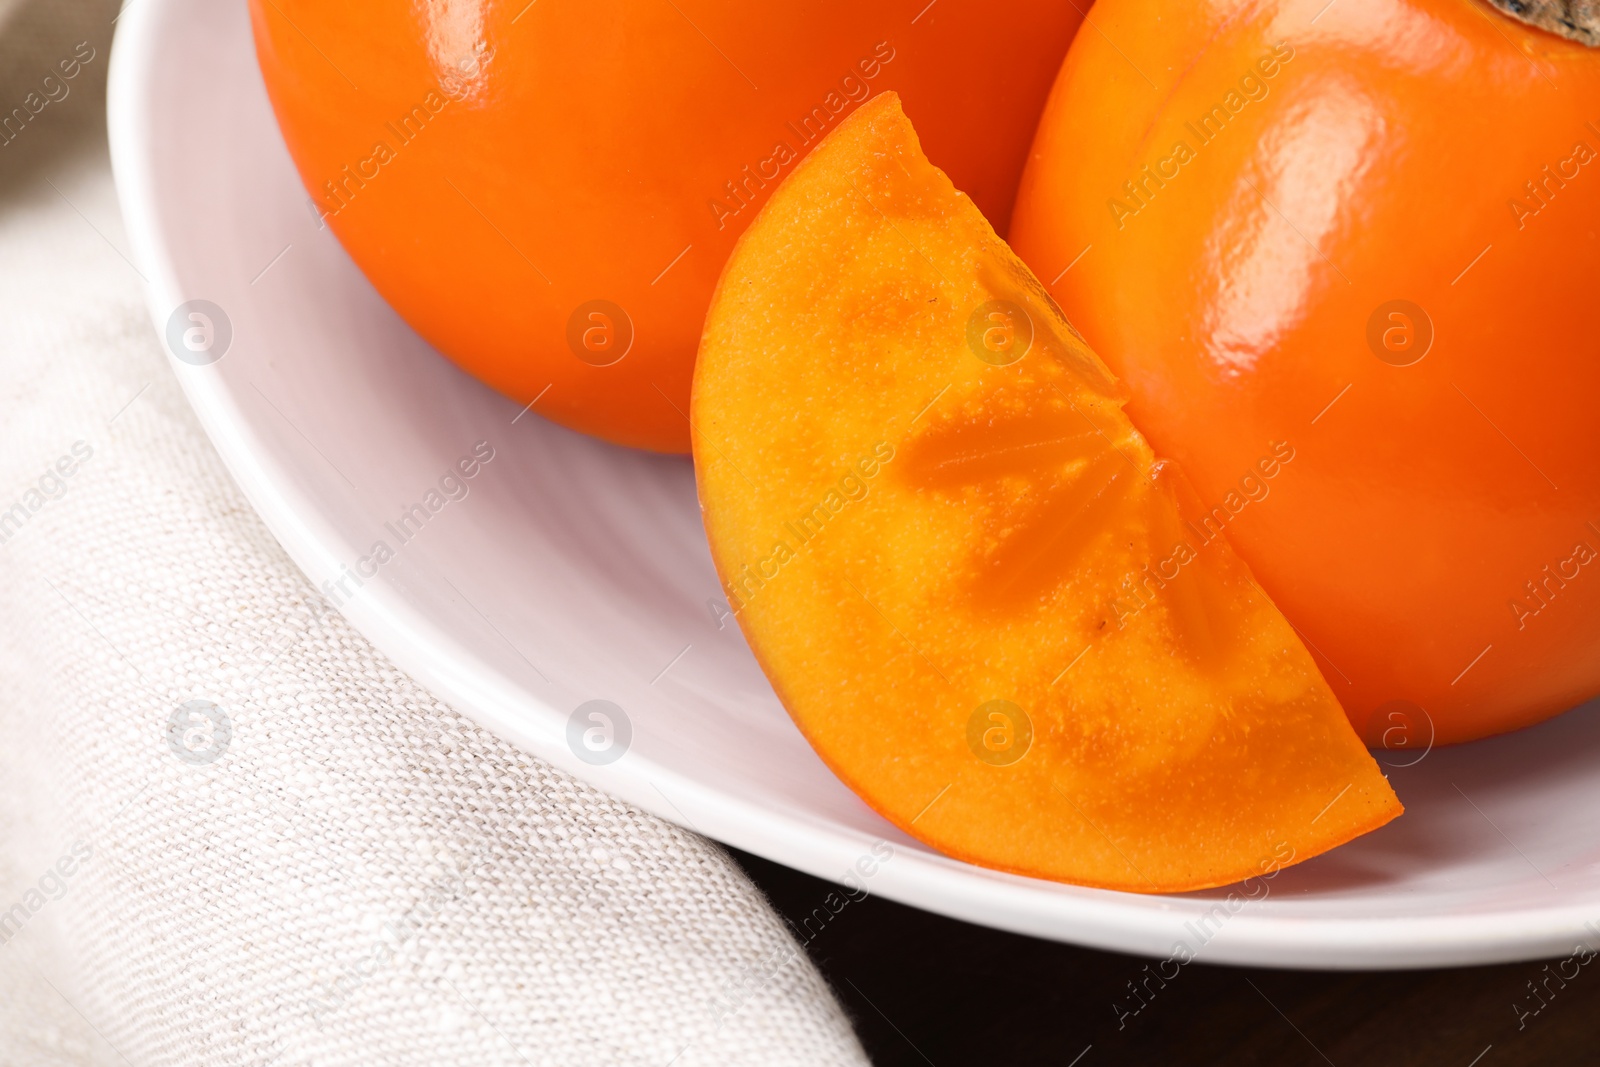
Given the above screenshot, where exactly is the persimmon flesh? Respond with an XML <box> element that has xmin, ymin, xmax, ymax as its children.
<box><xmin>1010</xmin><ymin>0</ymin><xmax>1600</xmax><ymax>745</ymax></box>
<box><xmin>694</xmin><ymin>94</ymin><xmax>1400</xmax><ymax>891</ymax></box>
<box><xmin>249</xmin><ymin>0</ymin><xmax>1083</xmax><ymax>452</ymax></box>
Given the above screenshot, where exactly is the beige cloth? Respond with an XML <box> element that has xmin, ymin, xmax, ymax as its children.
<box><xmin>0</xmin><ymin>1</ymin><xmax>869</xmax><ymax>1063</ymax></box>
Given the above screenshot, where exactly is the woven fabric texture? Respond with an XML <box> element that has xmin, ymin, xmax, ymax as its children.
<box><xmin>0</xmin><ymin>3</ymin><xmax>869</xmax><ymax>1064</ymax></box>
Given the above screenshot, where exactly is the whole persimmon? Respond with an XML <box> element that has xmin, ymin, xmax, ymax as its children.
<box><xmin>1010</xmin><ymin>0</ymin><xmax>1600</xmax><ymax>746</ymax></box>
<box><xmin>249</xmin><ymin>1</ymin><xmax>1083</xmax><ymax>452</ymax></box>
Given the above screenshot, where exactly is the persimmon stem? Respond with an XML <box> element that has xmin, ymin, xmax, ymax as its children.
<box><xmin>1483</xmin><ymin>0</ymin><xmax>1600</xmax><ymax>46</ymax></box>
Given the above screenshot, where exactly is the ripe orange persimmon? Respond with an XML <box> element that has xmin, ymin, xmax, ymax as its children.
<box><xmin>1011</xmin><ymin>0</ymin><xmax>1600</xmax><ymax>746</ymax></box>
<box><xmin>695</xmin><ymin>94</ymin><xmax>1399</xmax><ymax>891</ymax></box>
<box><xmin>249</xmin><ymin>1</ymin><xmax>1083</xmax><ymax>452</ymax></box>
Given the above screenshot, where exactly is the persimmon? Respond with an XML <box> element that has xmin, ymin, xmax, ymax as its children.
<box><xmin>1010</xmin><ymin>0</ymin><xmax>1600</xmax><ymax>746</ymax></box>
<box><xmin>248</xmin><ymin>0</ymin><xmax>1083</xmax><ymax>453</ymax></box>
<box><xmin>694</xmin><ymin>94</ymin><xmax>1400</xmax><ymax>892</ymax></box>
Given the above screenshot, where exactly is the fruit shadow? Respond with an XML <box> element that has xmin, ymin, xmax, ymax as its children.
<box><xmin>1189</xmin><ymin>696</ymin><xmax>1600</xmax><ymax>899</ymax></box>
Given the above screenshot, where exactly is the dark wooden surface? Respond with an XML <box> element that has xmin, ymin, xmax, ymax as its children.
<box><xmin>732</xmin><ymin>848</ymin><xmax>1596</xmax><ymax>1067</ymax></box>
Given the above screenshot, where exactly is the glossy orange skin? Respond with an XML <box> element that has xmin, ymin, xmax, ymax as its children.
<box><xmin>1011</xmin><ymin>0</ymin><xmax>1600</xmax><ymax>746</ymax></box>
<box><xmin>250</xmin><ymin>1</ymin><xmax>1082</xmax><ymax>452</ymax></box>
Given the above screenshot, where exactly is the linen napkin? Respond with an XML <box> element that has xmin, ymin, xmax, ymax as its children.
<box><xmin>0</xmin><ymin>1</ymin><xmax>870</xmax><ymax>1063</ymax></box>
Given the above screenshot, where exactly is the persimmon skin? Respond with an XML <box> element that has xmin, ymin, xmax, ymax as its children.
<box><xmin>1011</xmin><ymin>0</ymin><xmax>1600</xmax><ymax>746</ymax></box>
<box><xmin>248</xmin><ymin>1</ymin><xmax>1082</xmax><ymax>453</ymax></box>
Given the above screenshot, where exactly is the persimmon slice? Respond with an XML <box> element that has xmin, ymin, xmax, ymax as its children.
<box><xmin>692</xmin><ymin>93</ymin><xmax>1401</xmax><ymax>892</ymax></box>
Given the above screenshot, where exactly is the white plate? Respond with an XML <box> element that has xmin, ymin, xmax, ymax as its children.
<box><xmin>108</xmin><ymin>0</ymin><xmax>1600</xmax><ymax>969</ymax></box>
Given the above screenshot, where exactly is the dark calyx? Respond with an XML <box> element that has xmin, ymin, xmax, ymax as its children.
<box><xmin>1486</xmin><ymin>0</ymin><xmax>1600</xmax><ymax>45</ymax></box>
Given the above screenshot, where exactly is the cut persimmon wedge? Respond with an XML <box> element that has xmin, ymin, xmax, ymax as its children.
<box><xmin>692</xmin><ymin>92</ymin><xmax>1400</xmax><ymax>892</ymax></box>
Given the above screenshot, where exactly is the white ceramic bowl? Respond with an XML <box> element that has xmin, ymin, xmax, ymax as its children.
<box><xmin>108</xmin><ymin>0</ymin><xmax>1600</xmax><ymax>968</ymax></box>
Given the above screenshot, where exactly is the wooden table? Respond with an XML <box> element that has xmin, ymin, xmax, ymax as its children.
<box><xmin>735</xmin><ymin>850</ymin><xmax>1592</xmax><ymax>1066</ymax></box>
